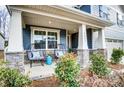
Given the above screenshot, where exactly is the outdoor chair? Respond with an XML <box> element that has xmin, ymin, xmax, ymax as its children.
<box><xmin>27</xmin><ymin>50</ymin><xmax>45</xmax><ymax>67</ymax></box>
<box><xmin>54</xmin><ymin>50</ymin><xmax>66</xmax><ymax>59</ymax></box>
<box><xmin>54</xmin><ymin>44</ymin><xmax>67</xmax><ymax>60</ymax></box>
<box><xmin>54</xmin><ymin>49</ymin><xmax>67</xmax><ymax>63</ymax></box>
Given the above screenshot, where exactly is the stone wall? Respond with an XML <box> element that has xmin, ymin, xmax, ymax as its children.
<box><xmin>6</xmin><ymin>52</ymin><xmax>25</xmax><ymax>73</ymax></box>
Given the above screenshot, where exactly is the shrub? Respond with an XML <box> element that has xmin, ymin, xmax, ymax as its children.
<box><xmin>55</xmin><ymin>53</ymin><xmax>80</xmax><ymax>87</ymax></box>
<box><xmin>111</xmin><ymin>48</ymin><xmax>124</xmax><ymax>64</ymax></box>
<box><xmin>0</xmin><ymin>60</ymin><xmax>7</xmax><ymax>67</ymax></box>
<box><xmin>0</xmin><ymin>60</ymin><xmax>31</xmax><ymax>87</ymax></box>
<box><xmin>0</xmin><ymin>67</ymin><xmax>31</xmax><ymax>87</ymax></box>
<box><xmin>68</xmin><ymin>48</ymin><xmax>73</xmax><ymax>53</ymax></box>
<box><xmin>89</xmin><ymin>52</ymin><xmax>109</xmax><ymax>77</ymax></box>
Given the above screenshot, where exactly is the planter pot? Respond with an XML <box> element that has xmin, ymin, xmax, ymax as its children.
<box><xmin>46</xmin><ymin>56</ymin><xmax>52</xmax><ymax>65</ymax></box>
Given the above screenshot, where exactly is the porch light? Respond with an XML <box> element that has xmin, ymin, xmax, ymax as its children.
<box><xmin>48</xmin><ymin>21</ymin><xmax>52</xmax><ymax>24</ymax></box>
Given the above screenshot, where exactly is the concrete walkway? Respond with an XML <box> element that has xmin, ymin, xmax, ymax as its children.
<box><xmin>24</xmin><ymin>62</ymin><xmax>56</xmax><ymax>80</ymax></box>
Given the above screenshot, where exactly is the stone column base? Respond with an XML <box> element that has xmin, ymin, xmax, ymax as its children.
<box><xmin>96</xmin><ymin>49</ymin><xmax>107</xmax><ymax>59</ymax></box>
<box><xmin>77</xmin><ymin>49</ymin><xmax>89</xmax><ymax>68</ymax></box>
<box><xmin>5</xmin><ymin>52</ymin><xmax>25</xmax><ymax>73</ymax></box>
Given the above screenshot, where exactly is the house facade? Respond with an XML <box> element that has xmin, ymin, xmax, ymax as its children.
<box><xmin>5</xmin><ymin>5</ymin><xmax>124</xmax><ymax>72</ymax></box>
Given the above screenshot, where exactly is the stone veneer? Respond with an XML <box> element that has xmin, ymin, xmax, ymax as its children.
<box><xmin>77</xmin><ymin>49</ymin><xmax>107</xmax><ymax>68</ymax></box>
<box><xmin>77</xmin><ymin>49</ymin><xmax>90</xmax><ymax>68</ymax></box>
<box><xmin>6</xmin><ymin>52</ymin><xmax>25</xmax><ymax>73</ymax></box>
<box><xmin>89</xmin><ymin>49</ymin><xmax>107</xmax><ymax>59</ymax></box>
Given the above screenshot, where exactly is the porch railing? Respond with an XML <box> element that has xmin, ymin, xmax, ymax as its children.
<box><xmin>24</xmin><ymin>49</ymin><xmax>68</xmax><ymax>62</ymax></box>
<box><xmin>24</xmin><ymin>48</ymin><xmax>107</xmax><ymax>62</ymax></box>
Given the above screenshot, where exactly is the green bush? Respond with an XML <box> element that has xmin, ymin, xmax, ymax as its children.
<box><xmin>0</xmin><ymin>67</ymin><xmax>31</xmax><ymax>87</ymax></box>
<box><xmin>0</xmin><ymin>60</ymin><xmax>31</xmax><ymax>87</ymax></box>
<box><xmin>68</xmin><ymin>48</ymin><xmax>73</xmax><ymax>53</ymax></box>
<box><xmin>55</xmin><ymin>53</ymin><xmax>80</xmax><ymax>87</ymax></box>
<box><xmin>89</xmin><ymin>52</ymin><xmax>109</xmax><ymax>77</ymax></box>
<box><xmin>111</xmin><ymin>48</ymin><xmax>124</xmax><ymax>64</ymax></box>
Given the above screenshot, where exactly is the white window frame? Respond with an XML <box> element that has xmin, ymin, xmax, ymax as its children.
<box><xmin>31</xmin><ymin>27</ymin><xmax>60</xmax><ymax>50</ymax></box>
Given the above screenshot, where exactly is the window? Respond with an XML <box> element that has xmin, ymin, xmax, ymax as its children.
<box><xmin>113</xmin><ymin>39</ymin><xmax>117</xmax><ymax>42</ymax></box>
<box><xmin>106</xmin><ymin>39</ymin><xmax>112</xmax><ymax>42</ymax></box>
<box><xmin>32</xmin><ymin>28</ymin><xmax>59</xmax><ymax>50</ymax></box>
<box><xmin>99</xmin><ymin>5</ymin><xmax>110</xmax><ymax>20</ymax></box>
<box><xmin>33</xmin><ymin>30</ymin><xmax>46</xmax><ymax>49</ymax></box>
<box><xmin>72</xmin><ymin>5</ymin><xmax>91</xmax><ymax>13</ymax></box>
<box><xmin>48</xmin><ymin>32</ymin><xmax>57</xmax><ymax>49</ymax></box>
<box><xmin>117</xmin><ymin>13</ymin><xmax>124</xmax><ymax>26</ymax></box>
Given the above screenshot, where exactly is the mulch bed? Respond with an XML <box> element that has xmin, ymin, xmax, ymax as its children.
<box><xmin>108</xmin><ymin>63</ymin><xmax>124</xmax><ymax>70</ymax></box>
<box><xmin>30</xmin><ymin>70</ymin><xmax>92</xmax><ymax>87</ymax></box>
<box><xmin>30</xmin><ymin>63</ymin><xmax>124</xmax><ymax>87</ymax></box>
<box><xmin>30</xmin><ymin>76</ymin><xmax>59</xmax><ymax>87</ymax></box>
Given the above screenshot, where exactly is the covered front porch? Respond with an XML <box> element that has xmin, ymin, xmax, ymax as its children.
<box><xmin>6</xmin><ymin>5</ymin><xmax>113</xmax><ymax>78</ymax></box>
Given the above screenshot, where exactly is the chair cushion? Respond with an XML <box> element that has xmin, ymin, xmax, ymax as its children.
<box><xmin>31</xmin><ymin>51</ymin><xmax>41</xmax><ymax>59</ymax></box>
<box><xmin>56</xmin><ymin>51</ymin><xmax>64</xmax><ymax>57</ymax></box>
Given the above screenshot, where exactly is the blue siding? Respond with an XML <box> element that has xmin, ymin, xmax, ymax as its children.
<box><xmin>80</xmin><ymin>5</ymin><xmax>91</xmax><ymax>13</ymax></box>
<box><xmin>87</xmin><ymin>29</ymin><xmax>92</xmax><ymax>49</ymax></box>
<box><xmin>23</xmin><ymin>26</ymin><xmax>31</xmax><ymax>50</ymax></box>
<box><xmin>60</xmin><ymin>29</ymin><xmax>66</xmax><ymax>48</ymax></box>
<box><xmin>71</xmin><ymin>33</ymin><xmax>78</xmax><ymax>48</ymax></box>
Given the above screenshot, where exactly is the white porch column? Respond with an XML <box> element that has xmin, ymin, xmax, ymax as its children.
<box><xmin>97</xmin><ymin>28</ymin><xmax>106</xmax><ymax>49</ymax></box>
<box><xmin>77</xmin><ymin>24</ymin><xmax>89</xmax><ymax>68</ymax></box>
<box><xmin>97</xmin><ymin>28</ymin><xmax>107</xmax><ymax>58</ymax></box>
<box><xmin>78</xmin><ymin>24</ymin><xmax>88</xmax><ymax>49</ymax></box>
<box><xmin>122</xmin><ymin>40</ymin><xmax>124</xmax><ymax>50</ymax></box>
<box><xmin>7</xmin><ymin>10</ymin><xmax>23</xmax><ymax>52</ymax></box>
<box><xmin>92</xmin><ymin>29</ymin><xmax>98</xmax><ymax>49</ymax></box>
<box><xmin>6</xmin><ymin>9</ymin><xmax>25</xmax><ymax>73</ymax></box>
<box><xmin>68</xmin><ymin>35</ymin><xmax>71</xmax><ymax>48</ymax></box>
<box><xmin>122</xmin><ymin>40</ymin><xmax>124</xmax><ymax>63</ymax></box>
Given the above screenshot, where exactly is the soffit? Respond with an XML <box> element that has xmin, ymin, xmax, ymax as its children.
<box><xmin>10</xmin><ymin>5</ymin><xmax>114</xmax><ymax>28</ymax></box>
<box><xmin>23</xmin><ymin>12</ymin><xmax>79</xmax><ymax>33</ymax></box>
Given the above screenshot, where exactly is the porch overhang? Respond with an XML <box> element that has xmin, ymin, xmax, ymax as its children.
<box><xmin>50</xmin><ymin>5</ymin><xmax>114</xmax><ymax>27</ymax></box>
<box><xmin>9</xmin><ymin>5</ymin><xmax>114</xmax><ymax>28</ymax></box>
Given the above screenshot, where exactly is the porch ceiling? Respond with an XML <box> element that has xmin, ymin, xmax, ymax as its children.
<box><xmin>10</xmin><ymin>5</ymin><xmax>114</xmax><ymax>28</ymax></box>
<box><xmin>23</xmin><ymin>12</ymin><xmax>79</xmax><ymax>34</ymax></box>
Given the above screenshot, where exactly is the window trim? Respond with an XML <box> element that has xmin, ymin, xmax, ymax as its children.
<box><xmin>117</xmin><ymin>13</ymin><xmax>124</xmax><ymax>27</ymax></box>
<box><xmin>31</xmin><ymin>27</ymin><xmax>60</xmax><ymax>50</ymax></box>
<box><xmin>99</xmin><ymin>5</ymin><xmax>110</xmax><ymax>20</ymax></box>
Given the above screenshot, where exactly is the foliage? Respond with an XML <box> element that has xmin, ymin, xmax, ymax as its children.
<box><xmin>0</xmin><ymin>60</ymin><xmax>7</xmax><ymax>67</ymax></box>
<box><xmin>68</xmin><ymin>48</ymin><xmax>73</xmax><ymax>53</ymax></box>
<box><xmin>0</xmin><ymin>60</ymin><xmax>31</xmax><ymax>87</ymax></box>
<box><xmin>55</xmin><ymin>53</ymin><xmax>80</xmax><ymax>87</ymax></box>
<box><xmin>111</xmin><ymin>48</ymin><xmax>124</xmax><ymax>64</ymax></box>
<box><xmin>89</xmin><ymin>52</ymin><xmax>109</xmax><ymax>77</ymax></box>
